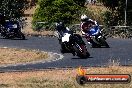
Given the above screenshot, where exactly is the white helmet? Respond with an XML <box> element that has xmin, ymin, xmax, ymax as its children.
<box><xmin>81</xmin><ymin>14</ymin><xmax>88</xmax><ymax>22</ymax></box>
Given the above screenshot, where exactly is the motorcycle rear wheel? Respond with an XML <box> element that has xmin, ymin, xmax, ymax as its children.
<box><xmin>99</xmin><ymin>37</ymin><xmax>110</xmax><ymax>48</ymax></box>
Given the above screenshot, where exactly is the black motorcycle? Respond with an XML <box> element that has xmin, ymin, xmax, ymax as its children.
<box><xmin>0</xmin><ymin>20</ymin><xmax>25</xmax><ymax>40</ymax></box>
<box><xmin>57</xmin><ymin>28</ymin><xmax>90</xmax><ymax>58</ymax></box>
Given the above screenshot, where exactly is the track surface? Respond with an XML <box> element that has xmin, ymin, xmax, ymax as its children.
<box><xmin>0</xmin><ymin>36</ymin><xmax>132</xmax><ymax>71</ymax></box>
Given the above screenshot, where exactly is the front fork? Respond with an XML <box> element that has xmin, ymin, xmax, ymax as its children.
<box><xmin>85</xmin><ymin>33</ymin><xmax>100</xmax><ymax>46</ymax></box>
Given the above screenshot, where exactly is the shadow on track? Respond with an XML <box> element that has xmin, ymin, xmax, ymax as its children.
<box><xmin>72</xmin><ymin>56</ymin><xmax>93</xmax><ymax>59</ymax></box>
<box><xmin>0</xmin><ymin>37</ymin><xmax>28</xmax><ymax>40</ymax></box>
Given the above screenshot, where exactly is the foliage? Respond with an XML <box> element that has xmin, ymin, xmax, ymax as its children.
<box><xmin>101</xmin><ymin>0</ymin><xmax>132</xmax><ymax>26</ymax></box>
<box><xmin>33</xmin><ymin>0</ymin><xmax>87</xmax><ymax>31</ymax></box>
<box><xmin>86</xmin><ymin>5</ymin><xmax>107</xmax><ymax>25</ymax></box>
<box><xmin>0</xmin><ymin>0</ymin><xmax>29</xmax><ymax>19</ymax></box>
<box><xmin>73</xmin><ymin>0</ymin><xmax>86</xmax><ymax>7</ymax></box>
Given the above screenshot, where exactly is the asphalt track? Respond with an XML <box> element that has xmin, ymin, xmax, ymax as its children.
<box><xmin>0</xmin><ymin>36</ymin><xmax>132</xmax><ymax>71</ymax></box>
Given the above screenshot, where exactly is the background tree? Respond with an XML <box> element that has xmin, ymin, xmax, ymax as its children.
<box><xmin>0</xmin><ymin>0</ymin><xmax>29</xmax><ymax>19</ymax></box>
<box><xmin>101</xmin><ymin>0</ymin><xmax>132</xmax><ymax>26</ymax></box>
<box><xmin>73</xmin><ymin>0</ymin><xmax>86</xmax><ymax>7</ymax></box>
<box><xmin>126</xmin><ymin>0</ymin><xmax>132</xmax><ymax>25</ymax></box>
<box><xmin>33</xmin><ymin>0</ymin><xmax>87</xmax><ymax>30</ymax></box>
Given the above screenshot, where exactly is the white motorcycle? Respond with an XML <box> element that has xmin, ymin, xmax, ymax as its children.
<box><xmin>56</xmin><ymin>27</ymin><xmax>90</xmax><ymax>58</ymax></box>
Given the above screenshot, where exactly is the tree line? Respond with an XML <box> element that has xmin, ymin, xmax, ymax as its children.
<box><xmin>0</xmin><ymin>0</ymin><xmax>132</xmax><ymax>27</ymax></box>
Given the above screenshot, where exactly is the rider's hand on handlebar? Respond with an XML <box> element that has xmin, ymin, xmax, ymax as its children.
<box><xmin>82</xmin><ymin>34</ymin><xmax>86</xmax><ymax>38</ymax></box>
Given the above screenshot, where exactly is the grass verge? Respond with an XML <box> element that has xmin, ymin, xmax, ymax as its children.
<box><xmin>0</xmin><ymin>47</ymin><xmax>49</xmax><ymax>65</ymax></box>
<box><xmin>0</xmin><ymin>66</ymin><xmax>132</xmax><ymax>88</ymax></box>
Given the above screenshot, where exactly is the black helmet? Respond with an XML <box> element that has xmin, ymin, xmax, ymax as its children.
<box><xmin>59</xmin><ymin>22</ymin><xmax>64</xmax><ymax>27</ymax></box>
<box><xmin>56</xmin><ymin>21</ymin><xmax>65</xmax><ymax>27</ymax></box>
<box><xmin>55</xmin><ymin>21</ymin><xmax>66</xmax><ymax>31</ymax></box>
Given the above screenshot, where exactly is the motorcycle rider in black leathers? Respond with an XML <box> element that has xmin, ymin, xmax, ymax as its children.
<box><xmin>55</xmin><ymin>22</ymin><xmax>67</xmax><ymax>42</ymax></box>
<box><xmin>55</xmin><ymin>22</ymin><xmax>75</xmax><ymax>55</ymax></box>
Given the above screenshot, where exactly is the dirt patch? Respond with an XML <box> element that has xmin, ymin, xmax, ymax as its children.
<box><xmin>0</xmin><ymin>47</ymin><xmax>49</xmax><ymax>65</ymax></box>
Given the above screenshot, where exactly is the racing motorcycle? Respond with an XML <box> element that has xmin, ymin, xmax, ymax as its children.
<box><xmin>56</xmin><ymin>27</ymin><xmax>90</xmax><ymax>58</ymax></box>
<box><xmin>0</xmin><ymin>20</ymin><xmax>25</xmax><ymax>40</ymax></box>
<box><xmin>86</xmin><ymin>25</ymin><xmax>109</xmax><ymax>48</ymax></box>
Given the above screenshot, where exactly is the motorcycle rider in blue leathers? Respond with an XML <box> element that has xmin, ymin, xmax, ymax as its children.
<box><xmin>80</xmin><ymin>14</ymin><xmax>99</xmax><ymax>46</ymax></box>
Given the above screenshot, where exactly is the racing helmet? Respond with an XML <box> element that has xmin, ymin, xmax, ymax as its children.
<box><xmin>55</xmin><ymin>22</ymin><xmax>64</xmax><ymax>27</ymax></box>
<box><xmin>81</xmin><ymin>14</ymin><xmax>89</xmax><ymax>22</ymax></box>
<box><xmin>55</xmin><ymin>21</ymin><xmax>66</xmax><ymax>31</ymax></box>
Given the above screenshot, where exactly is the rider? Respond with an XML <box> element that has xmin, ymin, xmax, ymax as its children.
<box><xmin>80</xmin><ymin>14</ymin><xmax>98</xmax><ymax>44</ymax></box>
<box><xmin>55</xmin><ymin>21</ymin><xmax>75</xmax><ymax>55</ymax></box>
<box><xmin>55</xmin><ymin>21</ymin><xmax>71</xmax><ymax>41</ymax></box>
<box><xmin>55</xmin><ymin>22</ymin><xmax>66</xmax><ymax>39</ymax></box>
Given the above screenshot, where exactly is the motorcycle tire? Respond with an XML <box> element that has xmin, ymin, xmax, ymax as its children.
<box><xmin>99</xmin><ymin>37</ymin><xmax>110</xmax><ymax>48</ymax></box>
<box><xmin>90</xmin><ymin>39</ymin><xmax>101</xmax><ymax>48</ymax></box>
<box><xmin>60</xmin><ymin>42</ymin><xmax>70</xmax><ymax>53</ymax></box>
<box><xmin>73</xmin><ymin>43</ymin><xmax>90</xmax><ymax>58</ymax></box>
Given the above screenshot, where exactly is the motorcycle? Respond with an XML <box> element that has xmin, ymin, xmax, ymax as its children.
<box><xmin>0</xmin><ymin>20</ymin><xmax>25</xmax><ymax>40</ymax></box>
<box><xmin>56</xmin><ymin>27</ymin><xmax>90</xmax><ymax>58</ymax></box>
<box><xmin>86</xmin><ymin>25</ymin><xmax>109</xmax><ymax>48</ymax></box>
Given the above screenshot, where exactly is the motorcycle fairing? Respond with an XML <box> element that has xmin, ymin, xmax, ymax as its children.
<box><xmin>62</xmin><ymin>33</ymin><xmax>71</xmax><ymax>42</ymax></box>
<box><xmin>89</xmin><ymin>26</ymin><xmax>100</xmax><ymax>36</ymax></box>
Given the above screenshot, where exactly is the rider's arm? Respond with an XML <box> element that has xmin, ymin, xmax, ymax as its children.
<box><xmin>80</xmin><ymin>23</ymin><xmax>88</xmax><ymax>37</ymax></box>
<box><xmin>88</xmin><ymin>19</ymin><xmax>98</xmax><ymax>26</ymax></box>
<box><xmin>66</xmin><ymin>27</ymin><xmax>70</xmax><ymax>31</ymax></box>
<box><xmin>80</xmin><ymin>23</ymin><xmax>84</xmax><ymax>34</ymax></box>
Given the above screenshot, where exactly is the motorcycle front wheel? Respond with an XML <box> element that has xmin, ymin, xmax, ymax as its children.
<box><xmin>99</xmin><ymin>37</ymin><xmax>110</xmax><ymax>48</ymax></box>
<box><xmin>73</xmin><ymin>43</ymin><xmax>90</xmax><ymax>58</ymax></box>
